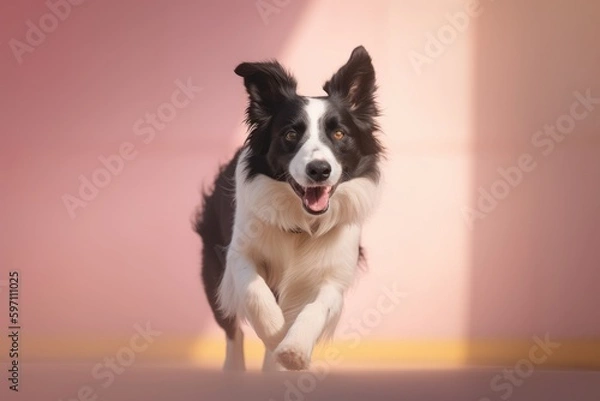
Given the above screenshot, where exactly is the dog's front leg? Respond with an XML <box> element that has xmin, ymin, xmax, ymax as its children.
<box><xmin>274</xmin><ymin>283</ymin><xmax>344</xmax><ymax>370</ymax></box>
<box><xmin>225</xmin><ymin>250</ymin><xmax>286</xmax><ymax>351</ymax></box>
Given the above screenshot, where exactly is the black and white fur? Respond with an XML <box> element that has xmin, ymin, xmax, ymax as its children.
<box><xmin>194</xmin><ymin>46</ymin><xmax>383</xmax><ymax>371</ymax></box>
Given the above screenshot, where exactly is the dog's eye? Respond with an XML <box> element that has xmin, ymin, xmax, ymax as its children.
<box><xmin>333</xmin><ymin>130</ymin><xmax>345</xmax><ymax>140</ymax></box>
<box><xmin>285</xmin><ymin>131</ymin><xmax>297</xmax><ymax>142</ymax></box>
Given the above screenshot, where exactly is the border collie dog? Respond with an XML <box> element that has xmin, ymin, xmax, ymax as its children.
<box><xmin>195</xmin><ymin>46</ymin><xmax>383</xmax><ymax>371</ymax></box>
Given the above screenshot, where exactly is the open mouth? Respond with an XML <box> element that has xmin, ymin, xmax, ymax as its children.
<box><xmin>288</xmin><ymin>179</ymin><xmax>335</xmax><ymax>215</ymax></box>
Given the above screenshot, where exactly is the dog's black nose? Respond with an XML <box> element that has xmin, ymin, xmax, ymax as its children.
<box><xmin>306</xmin><ymin>160</ymin><xmax>331</xmax><ymax>182</ymax></box>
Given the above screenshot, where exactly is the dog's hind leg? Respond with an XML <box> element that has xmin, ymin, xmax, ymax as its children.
<box><xmin>224</xmin><ymin>324</ymin><xmax>245</xmax><ymax>371</ymax></box>
<box><xmin>200</xmin><ymin>244</ymin><xmax>246</xmax><ymax>371</ymax></box>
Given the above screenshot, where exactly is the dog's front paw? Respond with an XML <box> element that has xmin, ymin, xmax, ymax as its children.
<box><xmin>273</xmin><ymin>342</ymin><xmax>311</xmax><ymax>370</ymax></box>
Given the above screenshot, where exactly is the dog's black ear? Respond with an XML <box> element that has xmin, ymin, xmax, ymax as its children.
<box><xmin>235</xmin><ymin>61</ymin><xmax>297</xmax><ymax>126</ymax></box>
<box><xmin>323</xmin><ymin>46</ymin><xmax>377</xmax><ymax>116</ymax></box>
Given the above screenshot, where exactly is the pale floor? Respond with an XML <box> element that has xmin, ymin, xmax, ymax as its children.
<box><xmin>11</xmin><ymin>363</ymin><xmax>600</xmax><ymax>401</ymax></box>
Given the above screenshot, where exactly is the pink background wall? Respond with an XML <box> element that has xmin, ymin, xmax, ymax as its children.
<box><xmin>1</xmin><ymin>0</ymin><xmax>599</xmax><ymax>358</ymax></box>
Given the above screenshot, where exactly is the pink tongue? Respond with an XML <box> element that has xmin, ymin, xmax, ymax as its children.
<box><xmin>303</xmin><ymin>186</ymin><xmax>331</xmax><ymax>212</ymax></box>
